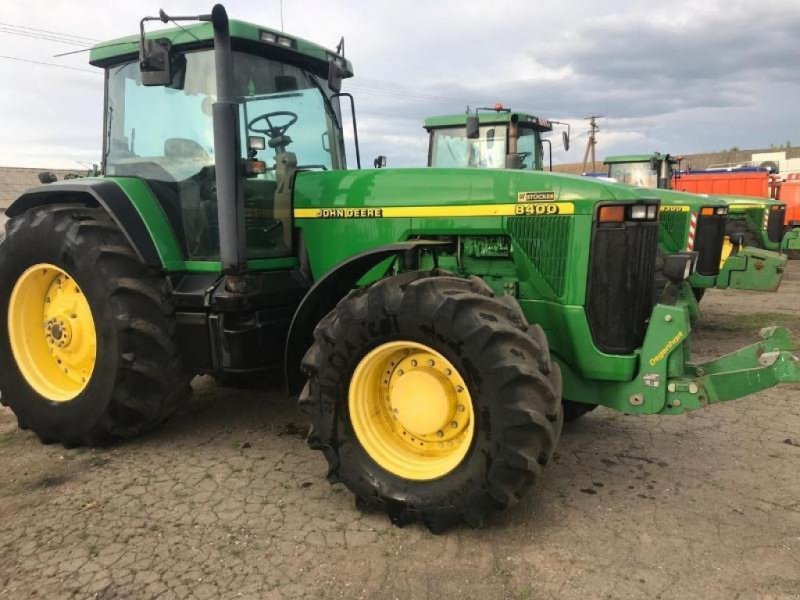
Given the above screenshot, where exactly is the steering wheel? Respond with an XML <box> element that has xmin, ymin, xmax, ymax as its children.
<box><xmin>248</xmin><ymin>111</ymin><xmax>298</xmax><ymax>139</ymax></box>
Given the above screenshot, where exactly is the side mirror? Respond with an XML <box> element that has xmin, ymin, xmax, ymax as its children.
<box><xmin>327</xmin><ymin>61</ymin><xmax>343</xmax><ymax>94</ymax></box>
<box><xmin>465</xmin><ymin>115</ymin><xmax>480</xmax><ymax>139</ymax></box>
<box><xmin>562</xmin><ymin>130</ymin><xmax>570</xmax><ymax>152</ymax></box>
<box><xmin>139</xmin><ymin>38</ymin><xmax>174</xmax><ymax>86</ymax></box>
<box><xmin>374</xmin><ymin>155</ymin><xmax>387</xmax><ymax>168</ymax></box>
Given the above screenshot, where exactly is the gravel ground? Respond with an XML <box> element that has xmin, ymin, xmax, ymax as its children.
<box><xmin>0</xmin><ymin>265</ymin><xmax>799</xmax><ymax>600</ymax></box>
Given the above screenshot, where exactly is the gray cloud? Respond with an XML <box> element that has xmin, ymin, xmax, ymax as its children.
<box><xmin>1</xmin><ymin>0</ymin><xmax>798</xmax><ymax>169</ymax></box>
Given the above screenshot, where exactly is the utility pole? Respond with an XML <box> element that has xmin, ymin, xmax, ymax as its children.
<box><xmin>581</xmin><ymin>115</ymin><xmax>603</xmax><ymax>173</ymax></box>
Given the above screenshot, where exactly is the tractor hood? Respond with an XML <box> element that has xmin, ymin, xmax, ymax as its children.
<box><xmin>294</xmin><ymin>168</ymin><xmax>654</xmax><ymax>216</ymax></box>
<box><xmin>710</xmin><ymin>194</ymin><xmax>781</xmax><ymax>208</ymax></box>
<box><xmin>627</xmin><ymin>186</ymin><xmax>727</xmax><ymax>210</ymax></box>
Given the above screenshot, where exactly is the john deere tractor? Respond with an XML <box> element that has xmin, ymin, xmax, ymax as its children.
<box><xmin>423</xmin><ymin>111</ymin><xmax>784</xmax><ymax>302</ymax></box>
<box><xmin>605</xmin><ymin>153</ymin><xmax>800</xmax><ymax>256</ymax></box>
<box><xmin>2</xmin><ymin>8</ymin><xmax>799</xmax><ymax>532</ymax></box>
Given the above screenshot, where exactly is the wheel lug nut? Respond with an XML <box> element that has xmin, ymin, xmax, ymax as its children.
<box><xmin>444</xmin><ymin>368</ymin><xmax>451</xmax><ymax>376</ymax></box>
<box><xmin>410</xmin><ymin>360</ymin><xmax>417</xmax><ymax>367</ymax></box>
<box><xmin>457</xmin><ymin>404</ymin><xmax>465</xmax><ymax>412</ymax></box>
<box><xmin>428</xmin><ymin>359</ymin><xmax>435</xmax><ymax>367</ymax></box>
<box><xmin>397</xmin><ymin>369</ymin><xmax>404</xmax><ymax>376</ymax></box>
<box><xmin>450</xmin><ymin>421</ymin><xmax>458</xmax><ymax>429</ymax></box>
<box><xmin>456</xmin><ymin>385</ymin><xmax>464</xmax><ymax>393</ymax></box>
<box><xmin>436</xmin><ymin>430</ymin><xmax>444</xmax><ymax>438</ymax></box>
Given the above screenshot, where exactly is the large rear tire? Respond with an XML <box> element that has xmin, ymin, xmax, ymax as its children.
<box><xmin>0</xmin><ymin>205</ymin><xmax>192</xmax><ymax>446</ymax></box>
<box><xmin>299</xmin><ymin>271</ymin><xmax>563</xmax><ymax>532</ymax></box>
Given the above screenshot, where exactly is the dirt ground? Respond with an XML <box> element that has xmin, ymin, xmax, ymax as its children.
<box><xmin>1</xmin><ymin>266</ymin><xmax>799</xmax><ymax>600</ymax></box>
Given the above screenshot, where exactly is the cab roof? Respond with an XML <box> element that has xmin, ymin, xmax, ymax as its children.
<box><xmin>88</xmin><ymin>18</ymin><xmax>353</xmax><ymax>77</ymax></box>
<box><xmin>604</xmin><ymin>153</ymin><xmax>674</xmax><ymax>165</ymax></box>
<box><xmin>423</xmin><ymin>111</ymin><xmax>553</xmax><ymax>132</ymax></box>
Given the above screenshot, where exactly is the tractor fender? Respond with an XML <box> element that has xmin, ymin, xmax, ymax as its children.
<box><xmin>284</xmin><ymin>240</ymin><xmax>451</xmax><ymax>395</ymax></box>
<box><xmin>5</xmin><ymin>179</ymin><xmax>162</xmax><ymax>268</ymax></box>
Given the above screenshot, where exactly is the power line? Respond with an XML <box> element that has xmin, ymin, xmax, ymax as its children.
<box><xmin>0</xmin><ymin>26</ymin><xmax>92</xmax><ymax>47</ymax></box>
<box><xmin>0</xmin><ymin>54</ymin><xmax>98</xmax><ymax>74</ymax></box>
<box><xmin>0</xmin><ymin>21</ymin><xmax>100</xmax><ymax>43</ymax></box>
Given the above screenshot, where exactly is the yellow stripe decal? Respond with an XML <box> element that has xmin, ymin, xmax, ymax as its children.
<box><xmin>660</xmin><ymin>205</ymin><xmax>690</xmax><ymax>212</ymax></box>
<box><xmin>294</xmin><ymin>203</ymin><xmax>575</xmax><ymax>219</ymax></box>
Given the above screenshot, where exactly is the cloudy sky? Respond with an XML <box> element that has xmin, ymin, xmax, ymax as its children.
<box><xmin>1</xmin><ymin>0</ymin><xmax>799</xmax><ymax>170</ymax></box>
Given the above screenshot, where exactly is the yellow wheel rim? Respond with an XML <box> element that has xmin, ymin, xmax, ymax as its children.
<box><xmin>8</xmin><ymin>263</ymin><xmax>97</xmax><ymax>402</ymax></box>
<box><xmin>349</xmin><ymin>341</ymin><xmax>474</xmax><ymax>481</ymax></box>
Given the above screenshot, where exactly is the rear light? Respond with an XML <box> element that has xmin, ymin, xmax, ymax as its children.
<box><xmin>599</xmin><ymin>206</ymin><xmax>625</xmax><ymax>222</ymax></box>
<box><xmin>771</xmin><ymin>204</ymin><xmax>784</xmax><ymax>211</ymax></box>
<box><xmin>701</xmin><ymin>207</ymin><xmax>714</xmax><ymax>216</ymax></box>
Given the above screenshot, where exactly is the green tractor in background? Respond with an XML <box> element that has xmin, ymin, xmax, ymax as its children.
<box><xmin>605</xmin><ymin>153</ymin><xmax>800</xmax><ymax>256</ymax></box>
<box><xmin>2</xmin><ymin>8</ymin><xmax>799</xmax><ymax>532</ymax></box>
<box><xmin>423</xmin><ymin>110</ymin><xmax>786</xmax><ymax>302</ymax></box>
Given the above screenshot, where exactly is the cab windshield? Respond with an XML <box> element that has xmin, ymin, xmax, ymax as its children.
<box><xmin>608</xmin><ymin>162</ymin><xmax>658</xmax><ymax>188</ymax></box>
<box><xmin>430</xmin><ymin>125</ymin><xmax>507</xmax><ymax>168</ymax></box>
<box><xmin>105</xmin><ymin>49</ymin><xmax>344</xmax><ymax>260</ymax></box>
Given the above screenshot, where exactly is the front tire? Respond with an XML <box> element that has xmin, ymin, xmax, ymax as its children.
<box><xmin>0</xmin><ymin>205</ymin><xmax>192</xmax><ymax>446</ymax></box>
<box><xmin>299</xmin><ymin>271</ymin><xmax>563</xmax><ymax>532</ymax></box>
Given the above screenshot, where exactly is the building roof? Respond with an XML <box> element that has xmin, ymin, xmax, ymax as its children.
<box><xmin>0</xmin><ymin>167</ymin><xmax>87</xmax><ymax>209</ymax></box>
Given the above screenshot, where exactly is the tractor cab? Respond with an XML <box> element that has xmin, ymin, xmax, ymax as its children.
<box><xmin>604</xmin><ymin>153</ymin><xmax>677</xmax><ymax>189</ymax></box>
<box><xmin>96</xmin><ymin>11</ymin><xmax>352</xmax><ymax>265</ymax></box>
<box><xmin>424</xmin><ymin>106</ymin><xmax>564</xmax><ymax>171</ymax></box>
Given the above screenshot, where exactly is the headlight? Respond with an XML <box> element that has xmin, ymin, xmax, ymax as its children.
<box><xmin>715</xmin><ymin>207</ymin><xmax>728</xmax><ymax>215</ymax></box>
<box><xmin>647</xmin><ymin>205</ymin><xmax>658</xmax><ymax>219</ymax></box>
<box><xmin>631</xmin><ymin>205</ymin><xmax>648</xmax><ymax>220</ymax></box>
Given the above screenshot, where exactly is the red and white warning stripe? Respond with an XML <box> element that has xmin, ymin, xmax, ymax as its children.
<box><xmin>686</xmin><ymin>211</ymin><xmax>697</xmax><ymax>251</ymax></box>
<box><xmin>763</xmin><ymin>210</ymin><xmax>769</xmax><ymax>231</ymax></box>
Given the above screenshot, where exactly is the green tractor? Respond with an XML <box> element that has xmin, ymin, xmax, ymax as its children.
<box><xmin>423</xmin><ymin>111</ymin><xmax>786</xmax><ymax>302</ymax></box>
<box><xmin>605</xmin><ymin>153</ymin><xmax>800</xmax><ymax>256</ymax></box>
<box><xmin>2</xmin><ymin>8</ymin><xmax>799</xmax><ymax>532</ymax></box>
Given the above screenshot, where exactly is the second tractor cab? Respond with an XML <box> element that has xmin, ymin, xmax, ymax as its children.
<box><xmin>423</xmin><ymin>105</ymin><xmax>569</xmax><ymax>172</ymax></box>
<box><xmin>605</xmin><ymin>153</ymin><xmax>800</xmax><ymax>257</ymax></box>
<box><xmin>1</xmin><ymin>9</ymin><xmax>799</xmax><ymax>533</ymax></box>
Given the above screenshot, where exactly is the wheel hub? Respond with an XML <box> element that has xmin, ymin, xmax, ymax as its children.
<box><xmin>349</xmin><ymin>341</ymin><xmax>474</xmax><ymax>481</ymax></box>
<box><xmin>8</xmin><ymin>264</ymin><xmax>97</xmax><ymax>402</ymax></box>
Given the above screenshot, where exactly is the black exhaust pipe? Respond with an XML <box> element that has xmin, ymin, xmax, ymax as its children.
<box><xmin>210</xmin><ymin>4</ymin><xmax>248</xmax><ymax>292</ymax></box>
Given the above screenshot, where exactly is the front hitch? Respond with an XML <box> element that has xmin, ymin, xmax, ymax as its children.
<box><xmin>659</xmin><ymin>326</ymin><xmax>800</xmax><ymax>414</ymax></box>
<box><xmin>781</xmin><ymin>227</ymin><xmax>800</xmax><ymax>252</ymax></box>
<box><xmin>716</xmin><ymin>246</ymin><xmax>787</xmax><ymax>292</ymax></box>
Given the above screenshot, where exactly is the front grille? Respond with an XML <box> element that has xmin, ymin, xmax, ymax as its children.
<box><xmin>508</xmin><ymin>216</ymin><xmax>571</xmax><ymax>297</ymax></box>
<box><xmin>745</xmin><ymin>207</ymin><xmax>764</xmax><ymax>232</ymax></box>
<box><xmin>659</xmin><ymin>211</ymin><xmax>689</xmax><ymax>252</ymax></box>
<box><xmin>767</xmin><ymin>207</ymin><xmax>786</xmax><ymax>242</ymax></box>
<box><xmin>694</xmin><ymin>214</ymin><xmax>726</xmax><ymax>276</ymax></box>
<box><xmin>586</xmin><ymin>214</ymin><xmax>659</xmax><ymax>354</ymax></box>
